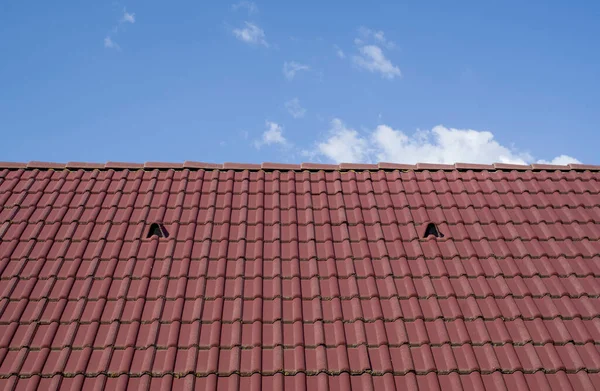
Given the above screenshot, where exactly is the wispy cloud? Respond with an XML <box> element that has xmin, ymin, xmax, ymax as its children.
<box><xmin>283</xmin><ymin>61</ymin><xmax>309</xmax><ymax>80</ymax></box>
<box><xmin>305</xmin><ymin>118</ymin><xmax>581</xmax><ymax>165</ymax></box>
<box><xmin>233</xmin><ymin>22</ymin><xmax>268</xmax><ymax>46</ymax></box>
<box><xmin>353</xmin><ymin>45</ymin><xmax>401</xmax><ymax>79</ymax></box>
<box><xmin>357</xmin><ymin>27</ymin><xmax>395</xmax><ymax>49</ymax></box>
<box><xmin>122</xmin><ymin>10</ymin><xmax>135</xmax><ymax>24</ymax></box>
<box><xmin>285</xmin><ymin>98</ymin><xmax>306</xmax><ymax>119</ymax></box>
<box><xmin>334</xmin><ymin>45</ymin><xmax>346</xmax><ymax>59</ymax></box>
<box><xmin>104</xmin><ymin>36</ymin><xmax>120</xmax><ymax>50</ymax></box>
<box><xmin>232</xmin><ymin>1</ymin><xmax>258</xmax><ymax>14</ymax></box>
<box><xmin>352</xmin><ymin>27</ymin><xmax>401</xmax><ymax>79</ymax></box>
<box><xmin>104</xmin><ymin>8</ymin><xmax>135</xmax><ymax>50</ymax></box>
<box><xmin>254</xmin><ymin>121</ymin><xmax>289</xmax><ymax>149</ymax></box>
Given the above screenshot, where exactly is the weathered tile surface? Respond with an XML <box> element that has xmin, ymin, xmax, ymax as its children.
<box><xmin>0</xmin><ymin>163</ymin><xmax>599</xmax><ymax>390</ymax></box>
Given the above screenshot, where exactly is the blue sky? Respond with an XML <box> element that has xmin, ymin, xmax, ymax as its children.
<box><xmin>1</xmin><ymin>1</ymin><xmax>599</xmax><ymax>164</ymax></box>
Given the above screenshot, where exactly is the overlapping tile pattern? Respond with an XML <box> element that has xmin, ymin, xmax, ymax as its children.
<box><xmin>1</xmin><ymin>163</ymin><xmax>600</xmax><ymax>391</ymax></box>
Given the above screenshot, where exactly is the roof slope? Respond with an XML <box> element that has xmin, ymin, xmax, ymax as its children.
<box><xmin>1</xmin><ymin>162</ymin><xmax>600</xmax><ymax>391</ymax></box>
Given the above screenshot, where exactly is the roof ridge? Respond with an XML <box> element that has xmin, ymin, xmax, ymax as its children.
<box><xmin>0</xmin><ymin>161</ymin><xmax>598</xmax><ymax>171</ymax></box>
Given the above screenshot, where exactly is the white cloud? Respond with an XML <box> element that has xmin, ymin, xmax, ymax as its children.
<box><xmin>334</xmin><ymin>45</ymin><xmax>346</xmax><ymax>59</ymax></box>
<box><xmin>232</xmin><ymin>1</ymin><xmax>258</xmax><ymax>14</ymax></box>
<box><xmin>371</xmin><ymin>125</ymin><xmax>530</xmax><ymax>164</ymax></box>
<box><xmin>283</xmin><ymin>61</ymin><xmax>309</xmax><ymax>80</ymax></box>
<box><xmin>122</xmin><ymin>11</ymin><xmax>135</xmax><ymax>24</ymax></box>
<box><xmin>358</xmin><ymin>27</ymin><xmax>395</xmax><ymax>49</ymax></box>
<box><xmin>233</xmin><ymin>22</ymin><xmax>268</xmax><ymax>46</ymax></box>
<box><xmin>537</xmin><ymin>155</ymin><xmax>581</xmax><ymax>165</ymax></box>
<box><xmin>317</xmin><ymin>119</ymin><xmax>370</xmax><ymax>163</ymax></box>
<box><xmin>311</xmin><ymin>119</ymin><xmax>579</xmax><ymax>165</ymax></box>
<box><xmin>104</xmin><ymin>36</ymin><xmax>119</xmax><ymax>50</ymax></box>
<box><xmin>254</xmin><ymin>121</ymin><xmax>288</xmax><ymax>149</ymax></box>
<box><xmin>351</xmin><ymin>28</ymin><xmax>400</xmax><ymax>79</ymax></box>
<box><xmin>353</xmin><ymin>45</ymin><xmax>401</xmax><ymax>79</ymax></box>
<box><xmin>285</xmin><ymin>98</ymin><xmax>306</xmax><ymax>118</ymax></box>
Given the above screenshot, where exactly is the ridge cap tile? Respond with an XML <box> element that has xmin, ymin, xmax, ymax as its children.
<box><xmin>300</xmin><ymin>163</ymin><xmax>339</xmax><ymax>170</ymax></box>
<box><xmin>27</xmin><ymin>161</ymin><xmax>66</xmax><ymax>169</ymax></box>
<box><xmin>454</xmin><ymin>163</ymin><xmax>495</xmax><ymax>170</ymax></box>
<box><xmin>569</xmin><ymin>163</ymin><xmax>599</xmax><ymax>170</ymax></box>
<box><xmin>65</xmin><ymin>162</ymin><xmax>106</xmax><ymax>169</ymax></box>
<box><xmin>0</xmin><ymin>161</ymin><xmax>27</xmax><ymax>168</ymax></box>
<box><xmin>377</xmin><ymin>162</ymin><xmax>416</xmax><ymax>170</ymax></box>
<box><xmin>223</xmin><ymin>162</ymin><xmax>262</xmax><ymax>169</ymax></box>
<box><xmin>182</xmin><ymin>161</ymin><xmax>223</xmax><ymax>169</ymax></box>
<box><xmin>143</xmin><ymin>162</ymin><xmax>183</xmax><ymax>169</ymax></box>
<box><xmin>492</xmin><ymin>163</ymin><xmax>532</xmax><ymax>170</ymax></box>
<box><xmin>530</xmin><ymin>164</ymin><xmax>571</xmax><ymax>171</ymax></box>
<box><xmin>105</xmin><ymin>161</ymin><xmax>144</xmax><ymax>169</ymax></box>
<box><xmin>0</xmin><ymin>160</ymin><xmax>598</xmax><ymax>171</ymax></box>
<box><xmin>416</xmin><ymin>163</ymin><xmax>455</xmax><ymax>170</ymax></box>
<box><xmin>339</xmin><ymin>163</ymin><xmax>379</xmax><ymax>170</ymax></box>
<box><xmin>262</xmin><ymin>162</ymin><xmax>302</xmax><ymax>170</ymax></box>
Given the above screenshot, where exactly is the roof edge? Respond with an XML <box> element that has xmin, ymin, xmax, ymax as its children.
<box><xmin>1</xmin><ymin>161</ymin><xmax>598</xmax><ymax>172</ymax></box>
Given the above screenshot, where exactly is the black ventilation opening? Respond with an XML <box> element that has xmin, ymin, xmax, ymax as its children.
<box><xmin>423</xmin><ymin>223</ymin><xmax>443</xmax><ymax>238</ymax></box>
<box><xmin>147</xmin><ymin>223</ymin><xmax>169</xmax><ymax>238</ymax></box>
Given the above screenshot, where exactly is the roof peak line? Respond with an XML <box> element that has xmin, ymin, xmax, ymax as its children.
<box><xmin>0</xmin><ymin>161</ymin><xmax>598</xmax><ymax>172</ymax></box>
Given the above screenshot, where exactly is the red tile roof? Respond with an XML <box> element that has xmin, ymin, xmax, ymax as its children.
<box><xmin>1</xmin><ymin>161</ymin><xmax>600</xmax><ymax>391</ymax></box>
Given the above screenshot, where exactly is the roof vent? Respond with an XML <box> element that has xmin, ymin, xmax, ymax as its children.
<box><xmin>423</xmin><ymin>223</ymin><xmax>443</xmax><ymax>238</ymax></box>
<box><xmin>147</xmin><ymin>223</ymin><xmax>169</xmax><ymax>238</ymax></box>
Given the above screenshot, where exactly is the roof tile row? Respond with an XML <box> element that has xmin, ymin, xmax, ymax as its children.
<box><xmin>3</xmin><ymin>317</ymin><xmax>600</xmax><ymax>348</ymax></box>
<box><xmin>2</xmin><ymin>372</ymin><xmax>599</xmax><ymax>391</ymax></box>
<box><xmin>2</xmin><ymin>238</ymin><xmax>598</xmax><ymax>263</ymax></box>
<box><xmin>2</xmin><ymin>344</ymin><xmax>600</xmax><ymax>376</ymax></box>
